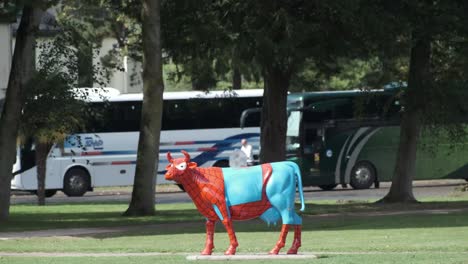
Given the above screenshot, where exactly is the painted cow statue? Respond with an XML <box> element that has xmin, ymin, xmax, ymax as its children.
<box><xmin>164</xmin><ymin>150</ymin><xmax>305</xmax><ymax>255</ymax></box>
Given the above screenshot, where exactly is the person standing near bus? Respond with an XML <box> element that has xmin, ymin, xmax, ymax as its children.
<box><xmin>241</xmin><ymin>138</ymin><xmax>253</xmax><ymax>165</ymax></box>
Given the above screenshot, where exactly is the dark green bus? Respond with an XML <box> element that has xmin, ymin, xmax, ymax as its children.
<box><xmin>285</xmin><ymin>88</ymin><xmax>468</xmax><ymax>190</ymax></box>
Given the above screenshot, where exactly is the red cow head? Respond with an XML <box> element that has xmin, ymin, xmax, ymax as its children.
<box><xmin>165</xmin><ymin>150</ymin><xmax>198</xmax><ymax>181</ymax></box>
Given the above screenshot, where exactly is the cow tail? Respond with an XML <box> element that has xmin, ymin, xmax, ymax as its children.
<box><xmin>292</xmin><ymin>162</ymin><xmax>305</xmax><ymax>211</ymax></box>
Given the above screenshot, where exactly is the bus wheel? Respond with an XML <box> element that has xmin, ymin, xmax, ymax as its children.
<box><xmin>350</xmin><ymin>161</ymin><xmax>376</xmax><ymax>190</ymax></box>
<box><xmin>63</xmin><ymin>168</ymin><xmax>90</xmax><ymax>197</ymax></box>
<box><xmin>318</xmin><ymin>184</ymin><xmax>338</xmax><ymax>191</ymax></box>
<box><xmin>33</xmin><ymin>190</ymin><xmax>58</xmax><ymax>198</ymax></box>
<box><xmin>213</xmin><ymin>160</ymin><xmax>229</xmax><ymax>168</ymax></box>
<box><xmin>45</xmin><ymin>190</ymin><xmax>57</xmax><ymax>197</ymax></box>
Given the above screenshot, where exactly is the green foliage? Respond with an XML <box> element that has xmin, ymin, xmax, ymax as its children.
<box><xmin>161</xmin><ymin>0</ymin><xmax>233</xmax><ymax>90</ymax></box>
<box><xmin>19</xmin><ymin>11</ymin><xmax>112</xmax><ymax>145</ymax></box>
<box><xmin>0</xmin><ymin>0</ymin><xmax>19</xmax><ymax>21</ymax></box>
<box><xmin>37</xmin><ymin>1</ymin><xmax>468</xmax><ymax>100</ymax></box>
<box><xmin>290</xmin><ymin>58</ymin><xmax>385</xmax><ymax>92</ymax></box>
<box><xmin>20</xmin><ymin>73</ymin><xmax>86</xmax><ymax>145</ymax></box>
<box><xmin>55</xmin><ymin>1</ymin><xmax>116</xmax><ymax>87</ymax></box>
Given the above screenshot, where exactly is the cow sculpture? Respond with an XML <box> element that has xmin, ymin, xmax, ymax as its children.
<box><xmin>164</xmin><ymin>151</ymin><xmax>305</xmax><ymax>255</ymax></box>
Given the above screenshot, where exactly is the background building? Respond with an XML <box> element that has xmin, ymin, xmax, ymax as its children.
<box><xmin>0</xmin><ymin>8</ymin><xmax>143</xmax><ymax>102</ymax></box>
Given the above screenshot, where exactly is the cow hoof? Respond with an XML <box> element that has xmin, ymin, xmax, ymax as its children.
<box><xmin>286</xmin><ymin>248</ymin><xmax>298</xmax><ymax>254</ymax></box>
<box><xmin>269</xmin><ymin>247</ymin><xmax>280</xmax><ymax>255</ymax></box>
<box><xmin>201</xmin><ymin>246</ymin><xmax>214</xmax><ymax>255</ymax></box>
<box><xmin>224</xmin><ymin>246</ymin><xmax>237</xmax><ymax>255</ymax></box>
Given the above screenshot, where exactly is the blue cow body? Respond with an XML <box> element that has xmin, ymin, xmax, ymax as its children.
<box><xmin>221</xmin><ymin>161</ymin><xmax>305</xmax><ymax>225</ymax></box>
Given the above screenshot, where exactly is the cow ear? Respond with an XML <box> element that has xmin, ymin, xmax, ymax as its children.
<box><xmin>188</xmin><ymin>162</ymin><xmax>197</xmax><ymax>168</ymax></box>
<box><xmin>165</xmin><ymin>164</ymin><xmax>172</xmax><ymax>170</ymax></box>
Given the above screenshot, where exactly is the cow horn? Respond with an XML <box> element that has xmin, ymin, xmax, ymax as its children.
<box><xmin>181</xmin><ymin>150</ymin><xmax>190</xmax><ymax>162</ymax></box>
<box><xmin>167</xmin><ymin>152</ymin><xmax>173</xmax><ymax>163</ymax></box>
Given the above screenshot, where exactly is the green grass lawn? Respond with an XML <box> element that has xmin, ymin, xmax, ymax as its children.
<box><xmin>2</xmin><ymin>194</ymin><xmax>468</xmax><ymax>263</ymax></box>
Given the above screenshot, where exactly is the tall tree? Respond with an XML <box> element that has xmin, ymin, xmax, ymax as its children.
<box><xmin>376</xmin><ymin>1</ymin><xmax>468</xmax><ymax>202</ymax></box>
<box><xmin>124</xmin><ymin>0</ymin><xmax>164</xmax><ymax>216</ymax></box>
<box><xmin>220</xmin><ymin>1</ymin><xmax>356</xmax><ymax>162</ymax></box>
<box><xmin>0</xmin><ymin>3</ymin><xmax>44</xmax><ymax>221</ymax></box>
<box><xmin>381</xmin><ymin>30</ymin><xmax>431</xmax><ymax>203</ymax></box>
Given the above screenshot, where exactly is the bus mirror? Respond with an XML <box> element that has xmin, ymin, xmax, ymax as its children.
<box><xmin>240</xmin><ymin>107</ymin><xmax>261</xmax><ymax>129</ymax></box>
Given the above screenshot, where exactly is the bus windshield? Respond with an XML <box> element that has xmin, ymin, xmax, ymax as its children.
<box><xmin>286</xmin><ymin>110</ymin><xmax>301</xmax><ymax>153</ymax></box>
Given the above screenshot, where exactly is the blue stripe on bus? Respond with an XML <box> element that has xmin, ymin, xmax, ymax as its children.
<box><xmin>81</xmin><ymin>150</ymin><xmax>137</xmax><ymax>156</ymax></box>
<box><xmin>189</xmin><ymin>133</ymin><xmax>259</xmax><ymax>167</ymax></box>
<box><xmin>160</xmin><ymin>138</ymin><xmax>259</xmax><ymax>146</ymax></box>
<box><xmin>78</xmin><ymin>145</ymin><xmax>245</xmax><ymax>156</ymax></box>
<box><xmin>67</xmin><ymin>132</ymin><xmax>260</xmax><ymax>173</ymax></box>
<box><xmin>158</xmin><ymin>133</ymin><xmax>260</xmax><ymax>174</ymax></box>
<box><xmin>66</xmin><ymin>137</ymin><xmax>260</xmax><ymax>149</ymax></box>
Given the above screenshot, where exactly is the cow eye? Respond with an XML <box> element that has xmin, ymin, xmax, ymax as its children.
<box><xmin>176</xmin><ymin>162</ymin><xmax>187</xmax><ymax>171</ymax></box>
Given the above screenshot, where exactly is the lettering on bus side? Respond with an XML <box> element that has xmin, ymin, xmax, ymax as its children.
<box><xmin>84</xmin><ymin>136</ymin><xmax>104</xmax><ymax>150</ymax></box>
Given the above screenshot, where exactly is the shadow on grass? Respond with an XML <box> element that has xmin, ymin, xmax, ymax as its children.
<box><xmin>4</xmin><ymin>200</ymin><xmax>468</xmax><ymax>237</ymax></box>
<box><xmin>87</xmin><ymin>207</ymin><xmax>468</xmax><ymax>239</ymax></box>
<box><xmin>304</xmin><ymin>200</ymin><xmax>468</xmax><ymax>215</ymax></box>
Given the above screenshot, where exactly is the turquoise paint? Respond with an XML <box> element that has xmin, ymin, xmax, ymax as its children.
<box><xmin>212</xmin><ymin>204</ymin><xmax>224</xmax><ymax>221</ymax></box>
<box><xmin>222</xmin><ymin>166</ymin><xmax>263</xmax><ymax>206</ymax></box>
<box><xmin>265</xmin><ymin>162</ymin><xmax>303</xmax><ymax>225</ymax></box>
<box><xmin>260</xmin><ymin>207</ymin><xmax>281</xmax><ymax>226</ymax></box>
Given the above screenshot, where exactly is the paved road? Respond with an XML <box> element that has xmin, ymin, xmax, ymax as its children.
<box><xmin>10</xmin><ymin>179</ymin><xmax>466</xmax><ymax>205</ymax></box>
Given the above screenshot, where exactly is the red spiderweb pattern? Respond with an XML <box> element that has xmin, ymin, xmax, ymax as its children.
<box><xmin>182</xmin><ymin>167</ymin><xmax>226</xmax><ymax>220</ymax></box>
<box><xmin>182</xmin><ymin>164</ymin><xmax>273</xmax><ymax>221</ymax></box>
<box><xmin>229</xmin><ymin>164</ymin><xmax>273</xmax><ymax>221</ymax></box>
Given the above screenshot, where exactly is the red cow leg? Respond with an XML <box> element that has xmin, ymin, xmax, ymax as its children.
<box><xmin>202</xmin><ymin>220</ymin><xmax>216</xmax><ymax>255</ymax></box>
<box><xmin>222</xmin><ymin>219</ymin><xmax>239</xmax><ymax>255</ymax></box>
<box><xmin>269</xmin><ymin>224</ymin><xmax>290</xmax><ymax>254</ymax></box>
<box><xmin>287</xmin><ymin>225</ymin><xmax>302</xmax><ymax>254</ymax></box>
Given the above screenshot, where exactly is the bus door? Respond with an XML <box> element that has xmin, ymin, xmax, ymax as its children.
<box><xmin>45</xmin><ymin>145</ymin><xmax>64</xmax><ymax>189</ymax></box>
<box><xmin>295</xmin><ymin>100</ymin><xmax>346</xmax><ymax>188</ymax></box>
<box><xmin>298</xmin><ymin>112</ymin><xmax>331</xmax><ymax>187</ymax></box>
<box><xmin>302</xmin><ymin>123</ymin><xmax>325</xmax><ymax>171</ymax></box>
<box><xmin>286</xmin><ymin>108</ymin><xmax>327</xmax><ymax>186</ymax></box>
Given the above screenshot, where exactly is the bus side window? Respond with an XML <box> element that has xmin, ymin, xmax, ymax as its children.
<box><xmin>334</xmin><ymin>101</ymin><xmax>354</xmax><ymax>119</ymax></box>
<box><xmin>304</xmin><ymin>128</ymin><xmax>322</xmax><ymax>154</ymax></box>
<box><xmin>243</xmin><ymin>111</ymin><xmax>261</xmax><ymax>127</ymax></box>
<box><xmin>163</xmin><ymin>99</ymin><xmax>203</xmax><ymax>130</ymax></box>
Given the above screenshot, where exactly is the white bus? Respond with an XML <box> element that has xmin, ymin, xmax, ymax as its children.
<box><xmin>11</xmin><ymin>88</ymin><xmax>263</xmax><ymax>197</ymax></box>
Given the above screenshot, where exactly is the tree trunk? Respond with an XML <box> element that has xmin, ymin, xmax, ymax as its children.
<box><xmin>379</xmin><ymin>31</ymin><xmax>431</xmax><ymax>203</ymax></box>
<box><xmin>35</xmin><ymin>142</ymin><xmax>51</xmax><ymax>206</ymax></box>
<box><xmin>0</xmin><ymin>5</ymin><xmax>43</xmax><ymax>221</ymax></box>
<box><xmin>259</xmin><ymin>67</ymin><xmax>290</xmax><ymax>163</ymax></box>
<box><xmin>232</xmin><ymin>67</ymin><xmax>241</xmax><ymax>90</ymax></box>
<box><xmin>124</xmin><ymin>0</ymin><xmax>164</xmax><ymax>216</ymax></box>
<box><xmin>380</xmin><ymin>111</ymin><xmax>421</xmax><ymax>203</ymax></box>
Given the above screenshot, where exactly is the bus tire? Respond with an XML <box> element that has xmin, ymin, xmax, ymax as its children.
<box><xmin>318</xmin><ymin>184</ymin><xmax>338</xmax><ymax>191</ymax></box>
<box><xmin>63</xmin><ymin>168</ymin><xmax>90</xmax><ymax>197</ymax></box>
<box><xmin>33</xmin><ymin>190</ymin><xmax>58</xmax><ymax>198</ymax></box>
<box><xmin>213</xmin><ymin>160</ymin><xmax>229</xmax><ymax>168</ymax></box>
<box><xmin>350</xmin><ymin>161</ymin><xmax>376</xmax><ymax>190</ymax></box>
